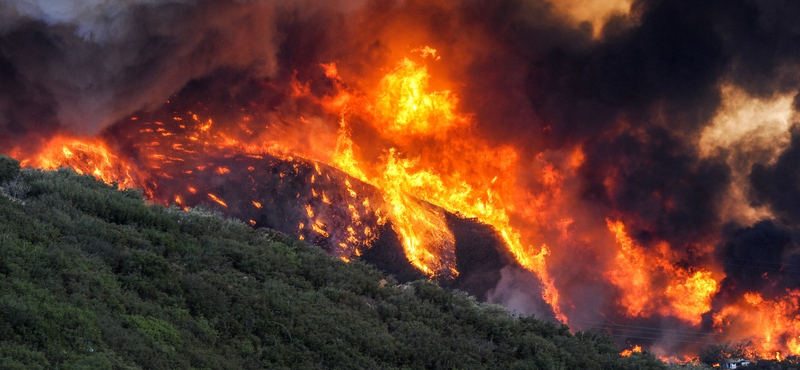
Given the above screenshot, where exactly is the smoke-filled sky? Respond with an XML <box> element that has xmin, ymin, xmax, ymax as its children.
<box><xmin>3</xmin><ymin>0</ymin><xmax>800</xmax><ymax>357</ymax></box>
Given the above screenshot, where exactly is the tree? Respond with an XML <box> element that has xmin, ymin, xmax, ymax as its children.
<box><xmin>0</xmin><ymin>154</ymin><xmax>21</xmax><ymax>183</ymax></box>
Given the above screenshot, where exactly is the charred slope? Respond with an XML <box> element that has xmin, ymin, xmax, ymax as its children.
<box><xmin>125</xmin><ymin>145</ymin><xmax>520</xmax><ymax>301</ymax></box>
<box><xmin>360</xmin><ymin>213</ymin><xmax>516</xmax><ymax>301</ymax></box>
<box><xmin>0</xmin><ymin>155</ymin><xmax>666</xmax><ymax>370</ymax></box>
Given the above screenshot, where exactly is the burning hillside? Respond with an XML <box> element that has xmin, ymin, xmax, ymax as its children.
<box><xmin>2</xmin><ymin>0</ymin><xmax>800</xmax><ymax>361</ymax></box>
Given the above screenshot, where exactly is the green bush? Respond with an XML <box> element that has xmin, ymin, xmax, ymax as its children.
<box><xmin>0</xmin><ymin>166</ymin><xmax>669</xmax><ymax>370</ymax></box>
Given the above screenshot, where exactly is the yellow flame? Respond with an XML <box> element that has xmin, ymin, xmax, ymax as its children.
<box><xmin>327</xmin><ymin>50</ymin><xmax>564</xmax><ymax>317</ymax></box>
<box><xmin>372</xmin><ymin>56</ymin><xmax>465</xmax><ymax>137</ymax></box>
<box><xmin>713</xmin><ymin>290</ymin><xmax>800</xmax><ymax>358</ymax></box>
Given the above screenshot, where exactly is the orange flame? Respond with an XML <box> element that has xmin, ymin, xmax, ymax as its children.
<box><xmin>713</xmin><ymin>290</ymin><xmax>800</xmax><ymax>358</ymax></box>
<box><xmin>606</xmin><ymin>219</ymin><xmax>719</xmax><ymax>325</ymax></box>
<box><xmin>22</xmin><ymin>136</ymin><xmax>138</xmax><ymax>189</ymax></box>
<box><xmin>371</xmin><ymin>56</ymin><xmax>464</xmax><ymax>138</ymax></box>
<box><xmin>324</xmin><ymin>49</ymin><xmax>564</xmax><ymax>317</ymax></box>
<box><xmin>620</xmin><ymin>345</ymin><xmax>642</xmax><ymax>357</ymax></box>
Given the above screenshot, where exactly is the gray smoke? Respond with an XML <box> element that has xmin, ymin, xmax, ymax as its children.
<box><xmin>0</xmin><ymin>0</ymin><xmax>288</xmax><ymax>140</ymax></box>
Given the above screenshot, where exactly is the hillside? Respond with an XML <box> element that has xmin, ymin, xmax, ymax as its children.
<box><xmin>0</xmin><ymin>154</ymin><xmax>666</xmax><ymax>370</ymax></box>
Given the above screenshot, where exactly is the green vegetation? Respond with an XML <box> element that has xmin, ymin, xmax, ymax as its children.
<box><xmin>0</xmin><ymin>154</ymin><xmax>667</xmax><ymax>369</ymax></box>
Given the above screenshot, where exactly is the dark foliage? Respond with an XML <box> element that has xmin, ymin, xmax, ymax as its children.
<box><xmin>0</xmin><ymin>156</ymin><xmax>666</xmax><ymax>369</ymax></box>
<box><xmin>0</xmin><ymin>155</ymin><xmax>20</xmax><ymax>183</ymax></box>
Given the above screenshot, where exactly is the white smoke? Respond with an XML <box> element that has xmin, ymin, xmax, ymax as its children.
<box><xmin>486</xmin><ymin>266</ymin><xmax>555</xmax><ymax>319</ymax></box>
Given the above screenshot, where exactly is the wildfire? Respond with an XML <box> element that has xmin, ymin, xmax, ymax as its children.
<box><xmin>606</xmin><ymin>219</ymin><xmax>719</xmax><ymax>325</ymax></box>
<box><xmin>13</xmin><ymin>41</ymin><xmax>800</xmax><ymax>361</ymax></box>
<box><xmin>14</xmin><ymin>46</ymin><xmax>566</xmax><ymax>317</ymax></box>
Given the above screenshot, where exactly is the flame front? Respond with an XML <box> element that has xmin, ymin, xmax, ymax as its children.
<box><xmin>16</xmin><ymin>48</ymin><xmax>565</xmax><ymax>317</ymax></box>
<box><xmin>21</xmin><ymin>136</ymin><xmax>138</xmax><ymax>189</ymax></box>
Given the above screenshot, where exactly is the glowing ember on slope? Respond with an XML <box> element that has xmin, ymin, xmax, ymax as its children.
<box><xmin>207</xmin><ymin>193</ymin><xmax>227</xmax><ymax>207</ymax></box>
<box><xmin>19</xmin><ymin>101</ymin><xmax>382</xmax><ymax>262</ymax></box>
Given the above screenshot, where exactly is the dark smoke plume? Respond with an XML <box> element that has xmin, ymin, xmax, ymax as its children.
<box><xmin>0</xmin><ymin>0</ymin><xmax>286</xmax><ymax>145</ymax></box>
<box><xmin>716</xmin><ymin>221</ymin><xmax>800</xmax><ymax>297</ymax></box>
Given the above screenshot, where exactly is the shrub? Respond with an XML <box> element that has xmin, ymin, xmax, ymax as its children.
<box><xmin>0</xmin><ymin>155</ymin><xmax>20</xmax><ymax>183</ymax></box>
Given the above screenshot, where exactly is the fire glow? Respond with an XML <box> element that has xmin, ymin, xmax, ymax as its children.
<box><xmin>4</xmin><ymin>0</ymin><xmax>800</xmax><ymax>360</ymax></box>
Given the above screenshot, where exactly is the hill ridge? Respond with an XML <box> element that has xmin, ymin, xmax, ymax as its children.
<box><xmin>0</xmin><ymin>154</ymin><xmax>665</xmax><ymax>369</ymax></box>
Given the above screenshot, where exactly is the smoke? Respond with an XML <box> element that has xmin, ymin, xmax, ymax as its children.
<box><xmin>750</xmin><ymin>129</ymin><xmax>800</xmax><ymax>225</ymax></box>
<box><xmin>454</xmin><ymin>0</ymin><xmax>800</xmax><ymax>352</ymax></box>
<box><xmin>4</xmin><ymin>0</ymin><xmax>800</xmax><ymax>356</ymax></box>
<box><xmin>487</xmin><ymin>266</ymin><xmax>557</xmax><ymax>318</ymax></box>
<box><xmin>0</xmin><ymin>0</ymin><xmax>287</xmax><ymax>144</ymax></box>
<box><xmin>716</xmin><ymin>221</ymin><xmax>799</xmax><ymax>296</ymax></box>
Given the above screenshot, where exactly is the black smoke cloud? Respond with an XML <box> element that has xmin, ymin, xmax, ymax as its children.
<box><xmin>463</xmin><ymin>0</ymin><xmax>800</xmax><ymax>253</ymax></box>
<box><xmin>722</xmin><ymin>0</ymin><xmax>800</xmax><ymax>298</ymax></box>
<box><xmin>716</xmin><ymin>127</ymin><xmax>800</xmax><ymax>300</ymax></box>
<box><xmin>442</xmin><ymin>0</ymin><xmax>800</xmax><ymax>348</ymax></box>
<box><xmin>456</xmin><ymin>0</ymin><xmax>727</xmax><ymax>147</ymax></box>
<box><xmin>714</xmin><ymin>220</ymin><xmax>800</xmax><ymax>304</ymax></box>
<box><xmin>751</xmin><ymin>129</ymin><xmax>800</xmax><ymax>225</ymax></box>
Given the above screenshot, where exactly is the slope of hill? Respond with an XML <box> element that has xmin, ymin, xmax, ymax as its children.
<box><xmin>0</xmin><ymin>155</ymin><xmax>665</xmax><ymax>370</ymax></box>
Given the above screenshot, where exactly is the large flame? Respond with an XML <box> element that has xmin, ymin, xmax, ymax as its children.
<box><xmin>606</xmin><ymin>219</ymin><xmax>719</xmax><ymax>325</ymax></box>
<box><xmin>329</xmin><ymin>52</ymin><xmax>565</xmax><ymax>317</ymax></box>
<box><xmin>713</xmin><ymin>291</ymin><xmax>800</xmax><ymax>359</ymax></box>
<box><xmin>16</xmin><ymin>47</ymin><xmax>565</xmax><ymax>317</ymax></box>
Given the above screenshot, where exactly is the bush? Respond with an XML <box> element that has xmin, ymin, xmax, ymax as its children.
<box><xmin>0</xmin><ymin>155</ymin><xmax>20</xmax><ymax>183</ymax></box>
<box><xmin>0</xmin><ymin>166</ymin><xmax>668</xmax><ymax>370</ymax></box>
